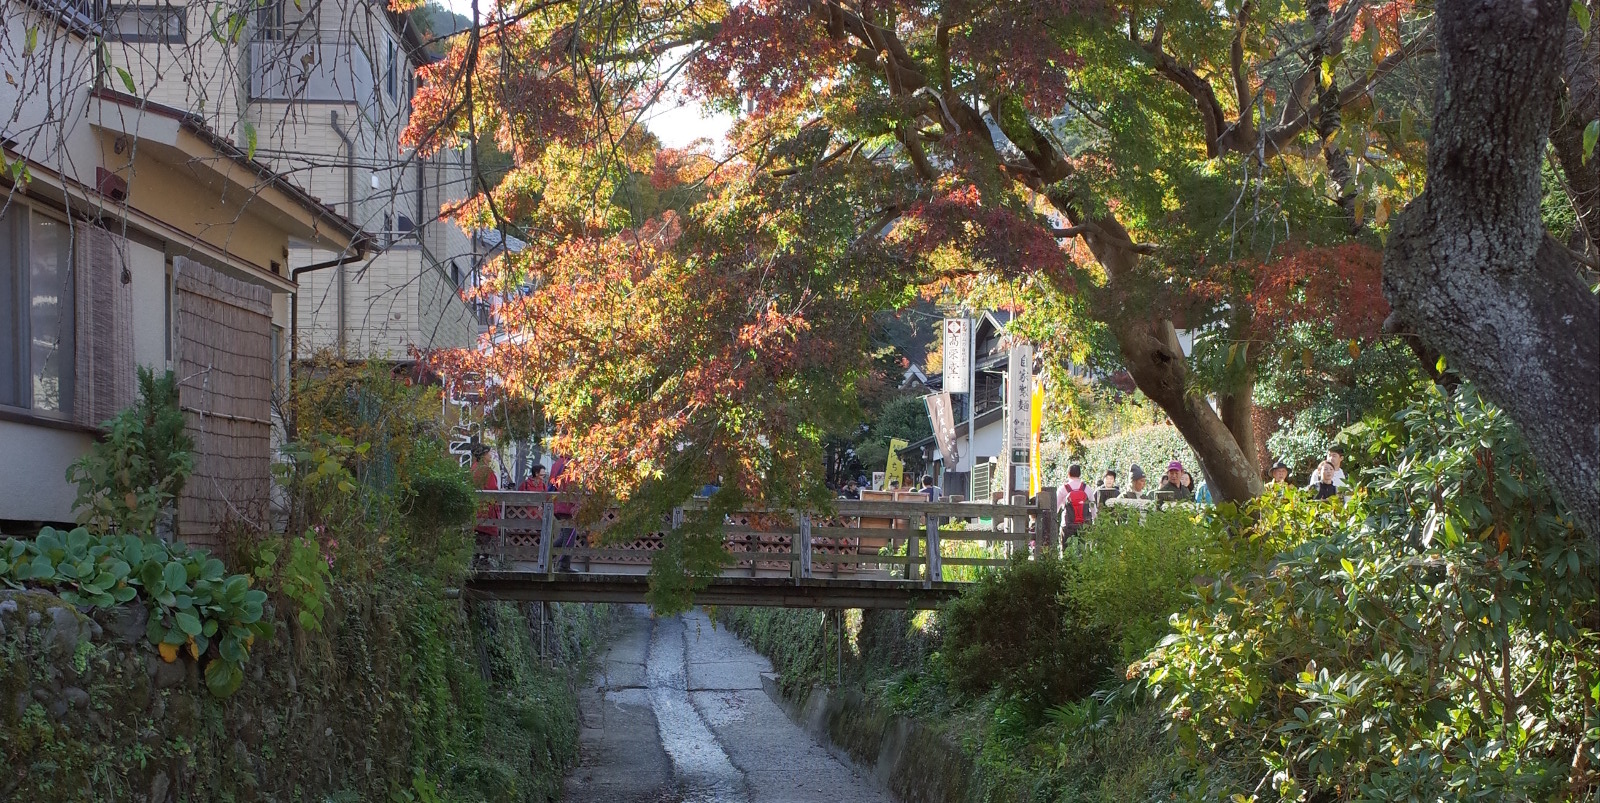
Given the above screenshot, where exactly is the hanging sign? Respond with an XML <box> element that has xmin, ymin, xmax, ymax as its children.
<box><xmin>925</xmin><ymin>392</ymin><xmax>960</xmax><ymax>467</ymax></box>
<box><xmin>1007</xmin><ymin>344</ymin><xmax>1033</xmax><ymax>463</ymax></box>
<box><xmin>942</xmin><ymin>318</ymin><xmax>970</xmax><ymax>393</ymax></box>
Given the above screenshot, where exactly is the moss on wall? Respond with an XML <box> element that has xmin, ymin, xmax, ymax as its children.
<box><xmin>0</xmin><ymin>581</ymin><xmax>608</xmax><ymax>802</ymax></box>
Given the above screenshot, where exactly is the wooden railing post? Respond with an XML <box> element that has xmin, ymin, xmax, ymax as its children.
<box><xmin>1034</xmin><ymin>487</ymin><xmax>1057</xmax><ymax>557</ymax></box>
<box><xmin>924</xmin><ymin>511</ymin><xmax>941</xmax><ymax>586</ymax></box>
<box><xmin>538</xmin><ymin>500</ymin><xmax>555</xmax><ymax>575</ymax></box>
<box><xmin>1009</xmin><ymin>493</ymin><xmax>1029</xmax><ymax>559</ymax></box>
<box><xmin>905</xmin><ymin>512</ymin><xmax>920</xmax><ymax>581</ymax></box>
<box><xmin>794</xmin><ymin>511</ymin><xmax>813</xmax><ymax>581</ymax></box>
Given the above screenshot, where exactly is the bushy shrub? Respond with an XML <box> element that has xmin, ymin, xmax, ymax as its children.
<box><xmin>1145</xmin><ymin>385</ymin><xmax>1600</xmax><ymax>801</ymax></box>
<box><xmin>66</xmin><ymin>368</ymin><xmax>192</xmax><ymax>537</ymax></box>
<box><xmin>938</xmin><ymin>555</ymin><xmax>1111</xmax><ymax>711</ymax></box>
<box><xmin>1066</xmin><ymin>508</ymin><xmax>1213</xmax><ymax>668</ymax></box>
<box><xmin>1069</xmin><ymin>424</ymin><xmax>1197</xmax><ymax>487</ymax></box>
<box><xmin>279</xmin><ymin>359</ymin><xmax>473</xmax><ymax>581</ymax></box>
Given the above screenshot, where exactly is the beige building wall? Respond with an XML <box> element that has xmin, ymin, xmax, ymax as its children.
<box><xmin>105</xmin><ymin>0</ymin><xmax>481</xmax><ymax>360</ymax></box>
<box><xmin>2</xmin><ymin>2</ymin><xmax>361</xmax><ymax>527</ymax></box>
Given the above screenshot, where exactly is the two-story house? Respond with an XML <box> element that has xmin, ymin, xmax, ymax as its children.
<box><xmin>106</xmin><ymin>0</ymin><xmax>482</xmax><ymax>362</ymax></box>
<box><xmin>1</xmin><ymin>0</ymin><xmax>367</xmax><ymax>547</ymax></box>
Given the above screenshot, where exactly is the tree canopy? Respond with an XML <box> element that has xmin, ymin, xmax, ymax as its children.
<box><xmin>404</xmin><ymin>0</ymin><xmax>1597</xmax><ymax>529</ymax></box>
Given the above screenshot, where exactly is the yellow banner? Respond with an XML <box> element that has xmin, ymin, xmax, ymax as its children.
<box><xmin>886</xmin><ymin>438</ymin><xmax>908</xmax><ymax>488</ymax></box>
<box><xmin>1029</xmin><ymin>376</ymin><xmax>1044</xmax><ymax>496</ymax></box>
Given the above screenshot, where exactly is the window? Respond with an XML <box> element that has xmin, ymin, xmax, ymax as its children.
<box><xmin>450</xmin><ymin>261</ymin><xmax>460</xmax><ymax>288</ymax></box>
<box><xmin>1</xmin><ymin>203</ymin><xmax>75</xmax><ymax>415</ymax></box>
<box><xmin>253</xmin><ymin>0</ymin><xmax>283</xmax><ymax>40</ymax></box>
<box><xmin>971</xmin><ymin>461</ymin><xmax>992</xmax><ymax>503</ymax></box>
<box><xmin>385</xmin><ymin>41</ymin><xmax>396</xmax><ymax>98</ymax></box>
<box><xmin>38</xmin><ymin>0</ymin><xmax>106</xmax><ymax>33</ymax></box>
<box><xmin>107</xmin><ymin>4</ymin><xmax>185</xmax><ymax>42</ymax></box>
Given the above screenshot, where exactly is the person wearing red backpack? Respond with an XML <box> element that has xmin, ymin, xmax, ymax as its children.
<box><xmin>1058</xmin><ymin>464</ymin><xmax>1092</xmax><ymax>539</ymax></box>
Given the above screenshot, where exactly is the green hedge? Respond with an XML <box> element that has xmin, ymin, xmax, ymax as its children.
<box><xmin>1056</xmin><ymin>424</ymin><xmax>1198</xmax><ymax>486</ymax></box>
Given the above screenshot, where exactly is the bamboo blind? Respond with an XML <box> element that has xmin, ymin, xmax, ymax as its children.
<box><xmin>172</xmin><ymin>257</ymin><xmax>274</xmax><ymax>551</ymax></box>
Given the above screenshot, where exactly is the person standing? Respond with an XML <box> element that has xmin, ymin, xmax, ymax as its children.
<box><xmin>1059</xmin><ymin>464</ymin><xmax>1092</xmax><ymax>538</ymax></box>
<box><xmin>1095</xmin><ymin>470</ymin><xmax>1121</xmax><ymax>510</ymax></box>
<box><xmin>1268</xmin><ymin>461</ymin><xmax>1291</xmax><ymax>485</ymax></box>
<box><xmin>1325</xmin><ymin>444</ymin><xmax>1348</xmax><ymax>487</ymax></box>
<box><xmin>920</xmin><ymin>474</ymin><xmax>943</xmax><ymax>502</ymax></box>
<box><xmin>1158</xmin><ymin>461</ymin><xmax>1193</xmax><ymax>501</ymax></box>
<box><xmin>470</xmin><ymin>444</ymin><xmax>500</xmax><ymax>542</ymax></box>
<box><xmin>1122</xmin><ymin>464</ymin><xmax>1153</xmax><ymax>500</ymax></box>
<box><xmin>1307</xmin><ymin>461</ymin><xmax>1340</xmax><ymax>499</ymax></box>
<box><xmin>549</xmin><ymin>456</ymin><xmax>578</xmax><ymax>571</ymax></box>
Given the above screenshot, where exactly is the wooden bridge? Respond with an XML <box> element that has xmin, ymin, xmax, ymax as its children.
<box><xmin>463</xmin><ymin>489</ymin><xmax>1060</xmax><ymax>609</ymax></box>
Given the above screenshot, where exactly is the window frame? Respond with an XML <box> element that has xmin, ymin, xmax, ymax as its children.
<box><xmin>385</xmin><ymin>40</ymin><xmax>397</xmax><ymax>99</ymax></box>
<box><xmin>21</xmin><ymin>0</ymin><xmax>106</xmax><ymax>37</ymax></box>
<box><xmin>0</xmin><ymin>199</ymin><xmax>77</xmax><ymax>421</ymax></box>
<box><xmin>106</xmin><ymin>3</ymin><xmax>186</xmax><ymax>43</ymax></box>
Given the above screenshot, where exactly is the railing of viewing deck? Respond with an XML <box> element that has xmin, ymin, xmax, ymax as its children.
<box><xmin>472</xmin><ymin>488</ymin><xmax>1061</xmax><ymax>587</ymax></box>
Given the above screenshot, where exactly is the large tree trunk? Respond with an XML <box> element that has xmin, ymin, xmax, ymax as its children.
<box><xmin>1548</xmin><ymin>17</ymin><xmax>1599</xmax><ymax>257</ymax></box>
<box><xmin>1116</xmin><ymin>318</ymin><xmax>1265</xmax><ymax>502</ymax></box>
<box><xmin>1383</xmin><ymin>0</ymin><xmax>1600</xmax><ymax>540</ymax></box>
<box><xmin>1044</xmin><ymin>205</ymin><xmax>1267</xmax><ymax>504</ymax></box>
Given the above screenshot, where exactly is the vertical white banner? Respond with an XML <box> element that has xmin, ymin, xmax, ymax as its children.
<box><xmin>1007</xmin><ymin>344</ymin><xmax>1033</xmax><ymax>460</ymax></box>
<box><xmin>942</xmin><ymin>318</ymin><xmax>970</xmax><ymax>393</ymax></box>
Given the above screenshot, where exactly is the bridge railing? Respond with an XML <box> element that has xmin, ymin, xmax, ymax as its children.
<box><xmin>472</xmin><ymin>488</ymin><xmax>1060</xmax><ymax>586</ymax></box>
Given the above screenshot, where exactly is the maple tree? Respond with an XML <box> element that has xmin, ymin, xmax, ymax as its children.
<box><xmin>400</xmin><ymin>0</ymin><xmax>1593</xmax><ymax>520</ymax></box>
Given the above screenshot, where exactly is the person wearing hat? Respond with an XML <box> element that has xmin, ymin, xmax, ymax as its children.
<box><xmin>1121</xmin><ymin>464</ymin><xmax>1153</xmax><ymax>499</ymax></box>
<box><xmin>1268</xmin><ymin>460</ymin><xmax>1291</xmax><ymax>485</ymax></box>
<box><xmin>1158</xmin><ymin>460</ymin><xmax>1193</xmax><ymax>501</ymax></box>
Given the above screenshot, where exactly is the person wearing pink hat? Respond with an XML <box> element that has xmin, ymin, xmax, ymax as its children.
<box><xmin>1158</xmin><ymin>460</ymin><xmax>1194</xmax><ymax>501</ymax></box>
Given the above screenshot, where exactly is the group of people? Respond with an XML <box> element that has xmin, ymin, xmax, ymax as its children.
<box><xmin>833</xmin><ymin>474</ymin><xmax>944</xmax><ymax>502</ymax></box>
<box><xmin>470</xmin><ymin>444</ymin><xmax>582</xmax><ymax>570</ymax></box>
<box><xmin>1267</xmin><ymin>444</ymin><xmax>1349</xmax><ymax>500</ymax></box>
<box><xmin>1055</xmin><ymin>459</ymin><xmax>1210</xmax><ymax>534</ymax></box>
<box><xmin>1055</xmin><ymin>443</ymin><xmax>1353</xmax><ymax>535</ymax></box>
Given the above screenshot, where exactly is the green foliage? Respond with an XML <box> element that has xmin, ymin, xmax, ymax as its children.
<box><xmin>1145</xmin><ymin>386</ymin><xmax>1600</xmax><ymax>801</ymax></box>
<box><xmin>1256</xmin><ymin>324</ymin><xmax>1426</xmax><ymax>473</ymax></box>
<box><xmin>938</xmin><ymin>555</ymin><xmax>1111</xmax><ymax>712</ymax></box>
<box><xmin>280</xmin><ymin>359</ymin><xmax>474</xmax><ymax>581</ymax></box>
<box><xmin>1071</xmin><ymin>424</ymin><xmax>1197</xmax><ymax>486</ymax></box>
<box><xmin>1065</xmin><ymin>508</ymin><xmax>1214</xmax><ymax>668</ymax></box>
<box><xmin>249</xmin><ymin>532</ymin><xmax>332</xmax><ymax>633</ymax></box>
<box><xmin>1</xmin><ymin>571</ymin><xmax>604</xmax><ymax>802</ymax></box>
<box><xmin>66</xmin><ymin>368</ymin><xmax>193</xmax><ymax>536</ymax></box>
<box><xmin>0</xmin><ymin>528</ymin><xmax>270</xmax><ymax>698</ymax></box>
<box><xmin>853</xmin><ymin>392</ymin><xmax>935</xmax><ymax>472</ymax></box>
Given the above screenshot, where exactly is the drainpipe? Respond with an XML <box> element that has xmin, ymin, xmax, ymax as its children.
<box><xmin>415</xmin><ymin>157</ymin><xmax>425</xmax><ymax>247</ymax></box>
<box><xmin>289</xmin><ymin>249</ymin><xmax>365</xmax><ymax>439</ymax></box>
<box><xmin>330</xmin><ymin>110</ymin><xmax>358</xmax><ymax>360</ymax></box>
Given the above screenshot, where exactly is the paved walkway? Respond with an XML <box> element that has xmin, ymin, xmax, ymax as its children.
<box><xmin>563</xmin><ymin>607</ymin><xmax>889</xmax><ymax>803</ymax></box>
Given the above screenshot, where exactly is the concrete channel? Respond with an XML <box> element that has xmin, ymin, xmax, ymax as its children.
<box><xmin>562</xmin><ymin>606</ymin><xmax>890</xmax><ymax>803</ymax></box>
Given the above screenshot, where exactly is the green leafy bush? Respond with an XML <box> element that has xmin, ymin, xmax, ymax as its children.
<box><xmin>938</xmin><ymin>555</ymin><xmax>1111</xmax><ymax>712</ymax></box>
<box><xmin>249</xmin><ymin>532</ymin><xmax>332</xmax><ymax>632</ymax></box>
<box><xmin>280</xmin><ymin>361</ymin><xmax>474</xmax><ymax>581</ymax></box>
<box><xmin>66</xmin><ymin>368</ymin><xmax>192</xmax><ymax>536</ymax></box>
<box><xmin>1069</xmin><ymin>424</ymin><xmax>1197</xmax><ymax>487</ymax></box>
<box><xmin>1145</xmin><ymin>386</ymin><xmax>1600</xmax><ymax>801</ymax></box>
<box><xmin>1066</xmin><ymin>507</ymin><xmax>1214</xmax><ymax>668</ymax></box>
<box><xmin>0</xmin><ymin>528</ymin><xmax>271</xmax><ymax>697</ymax></box>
